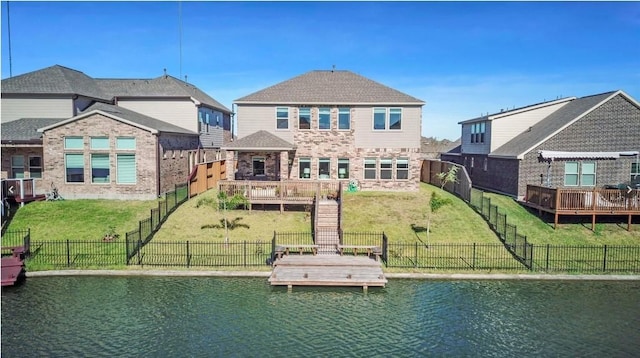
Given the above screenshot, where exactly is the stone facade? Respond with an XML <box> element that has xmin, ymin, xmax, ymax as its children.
<box><xmin>444</xmin><ymin>94</ymin><xmax>640</xmax><ymax>198</ymax></box>
<box><xmin>1</xmin><ymin>146</ymin><xmax>44</xmax><ymax>180</ymax></box>
<box><xmin>42</xmin><ymin>113</ymin><xmax>201</xmax><ymax>200</ymax></box>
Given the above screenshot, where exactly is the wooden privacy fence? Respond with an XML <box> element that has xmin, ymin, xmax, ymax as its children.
<box><xmin>189</xmin><ymin>160</ymin><xmax>227</xmax><ymax>197</ymax></box>
<box><xmin>421</xmin><ymin>160</ymin><xmax>472</xmax><ymax>202</ymax></box>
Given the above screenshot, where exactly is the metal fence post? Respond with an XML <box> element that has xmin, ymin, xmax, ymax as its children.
<box><xmin>545</xmin><ymin>244</ymin><xmax>550</xmax><ymax>271</ymax></box>
<box><xmin>602</xmin><ymin>244</ymin><xmax>608</xmax><ymax>272</ymax></box>
<box><xmin>414</xmin><ymin>242</ymin><xmax>418</xmax><ymax>268</ymax></box>
<box><xmin>137</xmin><ymin>239</ymin><xmax>142</xmax><ymax>265</ymax></box>
<box><xmin>125</xmin><ymin>236</ymin><xmax>130</xmax><ymax>265</ymax></box>
<box><xmin>186</xmin><ymin>241</ymin><xmax>190</xmax><ymax>268</ymax></box>
<box><xmin>243</xmin><ymin>241</ymin><xmax>247</xmax><ymax>267</ymax></box>
<box><xmin>66</xmin><ymin>239</ymin><xmax>71</xmax><ymax>267</ymax></box>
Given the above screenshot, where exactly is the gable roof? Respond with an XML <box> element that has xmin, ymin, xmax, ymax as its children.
<box><xmin>222</xmin><ymin>130</ymin><xmax>294</xmax><ymax>151</ymax></box>
<box><xmin>490</xmin><ymin>90</ymin><xmax>637</xmax><ymax>159</ymax></box>
<box><xmin>234</xmin><ymin>70</ymin><xmax>425</xmax><ymax>105</ymax></box>
<box><xmin>38</xmin><ymin>102</ymin><xmax>197</xmax><ymax>135</ymax></box>
<box><xmin>96</xmin><ymin>75</ymin><xmax>231</xmax><ymax>113</ymax></box>
<box><xmin>1</xmin><ymin>118</ymin><xmax>67</xmax><ymax>144</ymax></box>
<box><xmin>1</xmin><ymin>65</ymin><xmax>110</xmax><ymax>100</ymax></box>
<box><xmin>459</xmin><ymin>97</ymin><xmax>576</xmax><ymax>124</ymax></box>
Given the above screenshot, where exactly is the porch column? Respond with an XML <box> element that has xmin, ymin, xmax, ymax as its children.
<box><xmin>280</xmin><ymin>151</ymin><xmax>289</xmax><ymax>180</ymax></box>
<box><xmin>225</xmin><ymin>150</ymin><xmax>236</xmax><ymax>181</ymax></box>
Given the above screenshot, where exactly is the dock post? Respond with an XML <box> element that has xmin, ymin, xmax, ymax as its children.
<box><xmin>363</xmin><ymin>285</ymin><xmax>368</xmax><ymax>293</ymax></box>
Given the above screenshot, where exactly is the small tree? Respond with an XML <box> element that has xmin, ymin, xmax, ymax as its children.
<box><xmin>436</xmin><ymin>165</ymin><xmax>459</xmax><ymax>190</ymax></box>
<box><xmin>426</xmin><ymin>166</ymin><xmax>458</xmax><ymax>240</ymax></box>
<box><xmin>216</xmin><ymin>191</ymin><xmax>248</xmax><ymax>243</ymax></box>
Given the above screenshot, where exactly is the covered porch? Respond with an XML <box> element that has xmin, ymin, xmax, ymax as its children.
<box><xmin>523</xmin><ymin>184</ymin><xmax>640</xmax><ymax>231</ymax></box>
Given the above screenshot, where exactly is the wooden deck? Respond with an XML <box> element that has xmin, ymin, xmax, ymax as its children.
<box><xmin>269</xmin><ymin>255</ymin><xmax>387</xmax><ymax>290</ymax></box>
<box><xmin>1</xmin><ymin>246</ymin><xmax>26</xmax><ymax>287</ymax></box>
<box><xmin>523</xmin><ymin>185</ymin><xmax>640</xmax><ymax>230</ymax></box>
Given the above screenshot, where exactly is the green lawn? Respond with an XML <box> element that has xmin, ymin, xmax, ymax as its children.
<box><xmin>483</xmin><ymin>192</ymin><xmax>639</xmax><ymax>245</ymax></box>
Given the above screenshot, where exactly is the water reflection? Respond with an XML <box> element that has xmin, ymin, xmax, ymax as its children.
<box><xmin>2</xmin><ymin>277</ymin><xmax>639</xmax><ymax>357</ymax></box>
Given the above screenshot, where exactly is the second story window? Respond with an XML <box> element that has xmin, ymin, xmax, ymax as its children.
<box><xmin>276</xmin><ymin>107</ymin><xmax>289</xmax><ymax>130</ymax></box>
<box><xmin>373</xmin><ymin>108</ymin><xmax>402</xmax><ymax>130</ymax></box>
<box><xmin>338</xmin><ymin>108</ymin><xmax>350</xmax><ymax>130</ymax></box>
<box><xmin>471</xmin><ymin>122</ymin><xmax>486</xmax><ymax>143</ymax></box>
<box><xmin>299</xmin><ymin>107</ymin><xmax>311</xmax><ymax>130</ymax></box>
<box><xmin>319</xmin><ymin>108</ymin><xmax>331</xmax><ymax>130</ymax></box>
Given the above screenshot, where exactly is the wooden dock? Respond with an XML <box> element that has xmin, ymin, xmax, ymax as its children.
<box><xmin>269</xmin><ymin>255</ymin><xmax>387</xmax><ymax>290</ymax></box>
<box><xmin>1</xmin><ymin>246</ymin><xmax>26</xmax><ymax>287</ymax></box>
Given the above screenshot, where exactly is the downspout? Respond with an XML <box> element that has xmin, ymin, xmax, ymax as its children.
<box><xmin>156</xmin><ymin>134</ymin><xmax>161</xmax><ymax>197</ymax></box>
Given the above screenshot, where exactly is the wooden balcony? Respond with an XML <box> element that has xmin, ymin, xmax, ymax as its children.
<box><xmin>218</xmin><ymin>180</ymin><xmax>340</xmax><ymax>212</ymax></box>
<box><xmin>523</xmin><ymin>184</ymin><xmax>640</xmax><ymax>230</ymax></box>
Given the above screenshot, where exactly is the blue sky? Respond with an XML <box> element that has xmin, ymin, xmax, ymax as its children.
<box><xmin>2</xmin><ymin>1</ymin><xmax>639</xmax><ymax>140</ymax></box>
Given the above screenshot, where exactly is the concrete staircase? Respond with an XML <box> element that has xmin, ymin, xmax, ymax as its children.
<box><xmin>315</xmin><ymin>199</ymin><xmax>340</xmax><ymax>255</ymax></box>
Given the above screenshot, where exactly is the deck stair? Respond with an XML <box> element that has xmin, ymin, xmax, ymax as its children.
<box><xmin>315</xmin><ymin>199</ymin><xmax>340</xmax><ymax>255</ymax></box>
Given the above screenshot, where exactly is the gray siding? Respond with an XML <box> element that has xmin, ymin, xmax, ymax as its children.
<box><xmin>460</xmin><ymin>122</ymin><xmax>491</xmax><ymax>155</ymax></box>
<box><xmin>236</xmin><ymin>104</ymin><xmax>294</xmax><ymax>142</ymax></box>
<box><xmin>1</xmin><ymin>97</ymin><xmax>73</xmax><ymax>122</ymax></box>
<box><xmin>353</xmin><ymin>106</ymin><xmax>421</xmax><ymax>149</ymax></box>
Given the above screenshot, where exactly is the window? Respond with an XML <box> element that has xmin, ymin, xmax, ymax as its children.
<box><xmin>64</xmin><ymin>136</ymin><xmax>83</xmax><ymax>149</ymax></box>
<box><xmin>116</xmin><ymin>137</ymin><xmax>136</xmax><ymax>150</ymax></box>
<box><xmin>11</xmin><ymin>156</ymin><xmax>24</xmax><ymax>179</ymax></box>
<box><xmin>318</xmin><ymin>158</ymin><xmax>330</xmax><ymax>179</ymax></box>
<box><xmin>338</xmin><ymin>108</ymin><xmax>350</xmax><ymax>130</ymax></box>
<box><xmin>632</xmin><ymin>163</ymin><xmax>640</xmax><ymax>184</ymax></box>
<box><xmin>318</xmin><ymin>108</ymin><xmax>331</xmax><ymax>130</ymax></box>
<box><xmin>380</xmin><ymin>158</ymin><xmax>393</xmax><ymax>180</ymax></box>
<box><xmin>91</xmin><ymin>154</ymin><xmax>110</xmax><ymax>183</ymax></box>
<box><xmin>116</xmin><ymin>154</ymin><xmax>136</xmax><ymax>184</ymax></box>
<box><xmin>470</xmin><ymin>122</ymin><xmax>486</xmax><ymax>143</ymax></box>
<box><xmin>90</xmin><ymin>137</ymin><xmax>109</xmax><ymax>150</ymax></box>
<box><xmin>298</xmin><ymin>108</ymin><xmax>311</xmax><ymax>129</ymax></box>
<box><xmin>364</xmin><ymin>158</ymin><xmax>377</xmax><ymax>180</ymax></box>
<box><xmin>564</xmin><ymin>162</ymin><xmax>579</xmax><ymax>186</ymax></box>
<box><xmin>299</xmin><ymin>158</ymin><xmax>311</xmax><ymax>179</ymax></box>
<box><xmin>252</xmin><ymin>157</ymin><xmax>265</xmax><ymax>176</ymax></box>
<box><xmin>29</xmin><ymin>156</ymin><xmax>42</xmax><ymax>179</ymax></box>
<box><xmin>276</xmin><ymin>107</ymin><xmax>289</xmax><ymax>129</ymax></box>
<box><xmin>581</xmin><ymin>162</ymin><xmax>596</xmax><ymax>186</ymax></box>
<box><xmin>389</xmin><ymin>108</ymin><xmax>402</xmax><ymax>130</ymax></box>
<box><xmin>338</xmin><ymin>158</ymin><xmax>349</xmax><ymax>179</ymax></box>
<box><xmin>65</xmin><ymin>153</ymin><xmax>84</xmax><ymax>183</ymax></box>
<box><xmin>373</xmin><ymin>108</ymin><xmax>386</xmax><ymax>130</ymax></box>
<box><xmin>396</xmin><ymin>158</ymin><xmax>409</xmax><ymax>180</ymax></box>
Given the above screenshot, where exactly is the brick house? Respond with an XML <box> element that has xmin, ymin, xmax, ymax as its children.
<box><xmin>1</xmin><ymin>65</ymin><xmax>231</xmax><ymax>198</ymax></box>
<box><xmin>441</xmin><ymin>90</ymin><xmax>640</xmax><ymax>199</ymax></box>
<box><xmin>38</xmin><ymin>103</ymin><xmax>199</xmax><ymax>200</ymax></box>
<box><xmin>224</xmin><ymin>70</ymin><xmax>425</xmax><ymax>191</ymax></box>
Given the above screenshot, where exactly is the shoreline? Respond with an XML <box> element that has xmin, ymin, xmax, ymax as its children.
<box><xmin>26</xmin><ymin>270</ymin><xmax>640</xmax><ymax>281</ymax></box>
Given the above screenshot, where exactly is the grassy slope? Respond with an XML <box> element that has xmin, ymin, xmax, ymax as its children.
<box><xmin>484</xmin><ymin>192</ymin><xmax>639</xmax><ymax>245</ymax></box>
<box><xmin>4</xmin><ymin>199</ymin><xmax>159</xmax><ymax>243</ymax></box>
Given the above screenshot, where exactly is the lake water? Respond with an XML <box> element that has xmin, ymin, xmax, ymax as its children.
<box><xmin>2</xmin><ymin>276</ymin><xmax>639</xmax><ymax>357</ymax></box>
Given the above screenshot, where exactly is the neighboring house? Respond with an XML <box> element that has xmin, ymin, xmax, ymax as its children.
<box><xmin>38</xmin><ymin>103</ymin><xmax>199</xmax><ymax>200</ymax></box>
<box><xmin>420</xmin><ymin>136</ymin><xmax>460</xmax><ymax>160</ymax></box>
<box><xmin>1</xmin><ymin>65</ymin><xmax>232</xmax><ymax>198</ymax></box>
<box><xmin>224</xmin><ymin>70</ymin><xmax>425</xmax><ymax>191</ymax></box>
<box><xmin>441</xmin><ymin>90</ymin><xmax>640</xmax><ymax>199</ymax></box>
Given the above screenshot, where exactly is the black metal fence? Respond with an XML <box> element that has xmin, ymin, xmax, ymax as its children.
<box><xmin>125</xmin><ymin>183</ymin><xmax>189</xmax><ymax>263</ymax></box>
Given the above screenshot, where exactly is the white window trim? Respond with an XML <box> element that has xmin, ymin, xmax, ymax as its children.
<box><xmin>318</xmin><ymin>107</ymin><xmax>331</xmax><ymax>131</ymax></box>
<box><xmin>276</xmin><ymin>106</ymin><xmax>289</xmax><ymax>131</ymax></box>
<box><xmin>338</xmin><ymin>107</ymin><xmax>351</xmax><ymax>131</ymax></box>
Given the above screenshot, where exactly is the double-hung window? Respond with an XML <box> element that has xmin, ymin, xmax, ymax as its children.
<box><xmin>29</xmin><ymin>156</ymin><xmax>42</xmax><ymax>178</ymax></box>
<box><xmin>65</xmin><ymin>136</ymin><xmax>84</xmax><ymax>183</ymax></box>
<box><xmin>373</xmin><ymin>108</ymin><xmax>386</xmax><ymax>130</ymax></box>
<box><xmin>299</xmin><ymin>108</ymin><xmax>311</xmax><ymax>130</ymax></box>
<box><xmin>318</xmin><ymin>107</ymin><xmax>331</xmax><ymax>130</ymax></box>
<box><xmin>471</xmin><ymin>122</ymin><xmax>486</xmax><ymax>143</ymax></box>
<box><xmin>276</xmin><ymin>107</ymin><xmax>289</xmax><ymax>130</ymax></box>
<box><xmin>318</xmin><ymin>158</ymin><xmax>330</xmax><ymax>179</ymax></box>
<box><xmin>389</xmin><ymin>108</ymin><xmax>402</xmax><ymax>130</ymax></box>
<box><xmin>11</xmin><ymin>156</ymin><xmax>24</xmax><ymax>179</ymax></box>
<box><xmin>380</xmin><ymin>158</ymin><xmax>393</xmax><ymax>180</ymax></box>
<box><xmin>373</xmin><ymin>108</ymin><xmax>402</xmax><ymax>130</ymax></box>
<box><xmin>116</xmin><ymin>137</ymin><xmax>136</xmax><ymax>184</ymax></box>
<box><xmin>364</xmin><ymin>158</ymin><xmax>377</xmax><ymax>179</ymax></box>
<box><xmin>632</xmin><ymin>162</ymin><xmax>640</xmax><ymax>185</ymax></box>
<box><xmin>252</xmin><ymin>157</ymin><xmax>265</xmax><ymax>176</ymax></box>
<box><xmin>299</xmin><ymin>158</ymin><xmax>311</xmax><ymax>179</ymax></box>
<box><xmin>396</xmin><ymin>158</ymin><xmax>409</xmax><ymax>180</ymax></box>
<box><xmin>91</xmin><ymin>154</ymin><xmax>110</xmax><ymax>183</ymax></box>
<box><xmin>564</xmin><ymin>161</ymin><xmax>596</xmax><ymax>186</ymax></box>
<box><xmin>338</xmin><ymin>108</ymin><xmax>350</xmax><ymax>130</ymax></box>
<box><xmin>338</xmin><ymin>158</ymin><xmax>349</xmax><ymax>179</ymax></box>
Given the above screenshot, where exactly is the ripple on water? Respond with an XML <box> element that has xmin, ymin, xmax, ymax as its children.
<box><xmin>2</xmin><ymin>277</ymin><xmax>640</xmax><ymax>357</ymax></box>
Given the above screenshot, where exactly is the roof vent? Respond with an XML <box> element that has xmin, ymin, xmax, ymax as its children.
<box><xmin>163</xmin><ymin>68</ymin><xmax>167</xmax><ymax>78</ymax></box>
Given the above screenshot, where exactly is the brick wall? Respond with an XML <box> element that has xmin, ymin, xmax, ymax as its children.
<box><xmin>42</xmin><ymin>113</ymin><xmax>158</xmax><ymax>200</ymax></box>
<box><xmin>158</xmin><ymin>133</ymin><xmax>200</xmax><ymax>194</ymax></box>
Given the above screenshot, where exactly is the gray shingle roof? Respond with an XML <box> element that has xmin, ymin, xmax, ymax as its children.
<box><xmin>235</xmin><ymin>70</ymin><xmax>425</xmax><ymax>105</ymax></box>
<box><xmin>1</xmin><ymin>118</ymin><xmax>67</xmax><ymax>143</ymax></box>
<box><xmin>97</xmin><ymin>75</ymin><xmax>231</xmax><ymax>113</ymax></box>
<box><xmin>490</xmin><ymin>91</ymin><xmax>618</xmax><ymax>158</ymax></box>
<box><xmin>39</xmin><ymin>102</ymin><xmax>197</xmax><ymax>135</ymax></box>
<box><xmin>1</xmin><ymin>65</ymin><xmax>110</xmax><ymax>100</ymax></box>
<box><xmin>222</xmin><ymin>130</ymin><xmax>294</xmax><ymax>150</ymax></box>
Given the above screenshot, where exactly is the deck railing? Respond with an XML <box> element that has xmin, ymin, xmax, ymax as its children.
<box><xmin>218</xmin><ymin>180</ymin><xmax>340</xmax><ymax>204</ymax></box>
<box><xmin>526</xmin><ymin>185</ymin><xmax>640</xmax><ymax>213</ymax></box>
